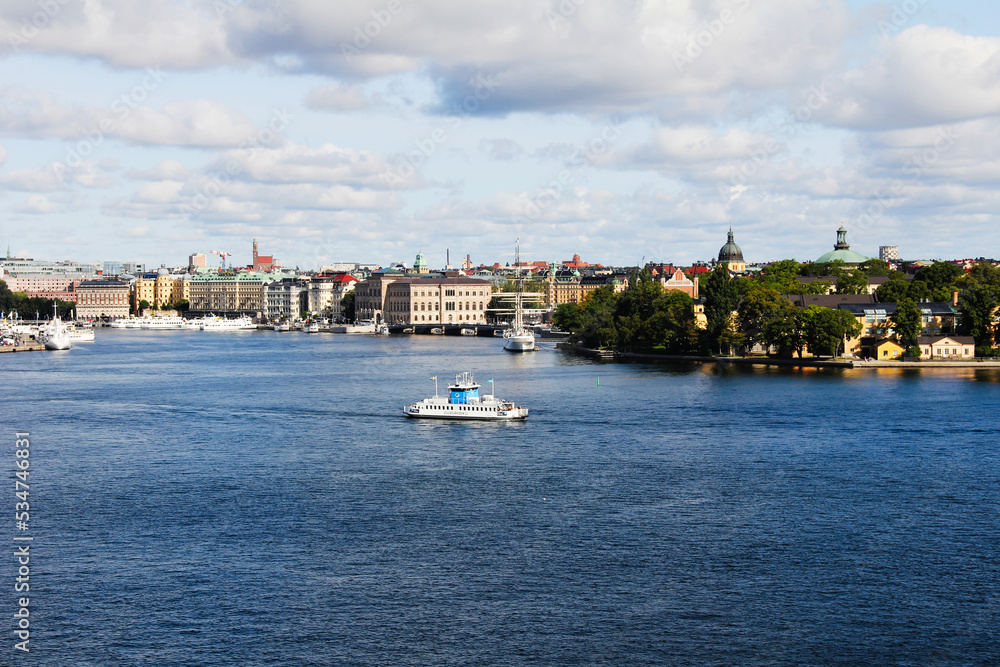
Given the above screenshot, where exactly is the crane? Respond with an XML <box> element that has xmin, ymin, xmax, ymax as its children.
<box><xmin>210</xmin><ymin>250</ymin><xmax>232</xmax><ymax>269</ymax></box>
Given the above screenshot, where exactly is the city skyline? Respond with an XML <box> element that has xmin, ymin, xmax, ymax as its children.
<box><xmin>1</xmin><ymin>1</ymin><xmax>998</xmax><ymax>267</ymax></box>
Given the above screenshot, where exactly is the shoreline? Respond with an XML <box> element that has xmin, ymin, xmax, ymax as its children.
<box><xmin>562</xmin><ymin>343</ymin><xmax>1000</xmax><ymax>369</ymax></box>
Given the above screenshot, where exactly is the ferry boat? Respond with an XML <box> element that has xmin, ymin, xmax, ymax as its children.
<box><xmin>66</xmin><ymin>325</ymin><xmax>95</xmax><ymax>342</ymax></box>
<box><xmin>304</xmin><ymin>322</ymin><xmax>320</xmax><ymax>334</ymax></box>
<box><xmin>200</xmin><ymin>315</ymin><xmax>256</xmax><ymax>331</ymax></box>
<box><xmin>404</xmin><ymin>372</ymin><xmax>528</xmax><ymax>421</ymax></box>
<box><xmin>273</xmin><ymin>323</ymin><xmax>292</xmax><ymax>332</ymax></box>
<box><xmin>139</xmin><ymin>315</ymin><xmax>187</xmax><ymax>329</ymax></box>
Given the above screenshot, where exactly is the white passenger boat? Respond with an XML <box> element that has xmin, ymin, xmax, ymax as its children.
<box><xmin>404</xmin><ymin>372</ymin><xmax>528</xmax><ymax>421</ymax></box>
<box><xmin>304</xmin><ymin>322</ymin><xmax>320</xmax><ymax>334</ymax></box>
<box><xmin>139</xmin><ymin>315</ymin><xmax>187</xmax><ymax>329</ymax></box>
<box><xmin>273</xmin><ymin>323</ymin><xmax>291</xmax><ymax>332</ymax></box>
<box><xmin>200</xmin><ymin>315</ymin><xmax>256</xmax><ymax>331</ymax></box>
<box><xmin>66</xmin><ymin>326</ymin><xmax>95</xmax><ymax>342</ymax></box>
<box><xmin>109</xmin><ymin>317</ymin><xmax>140</xmax><ymax>329</ymax></box>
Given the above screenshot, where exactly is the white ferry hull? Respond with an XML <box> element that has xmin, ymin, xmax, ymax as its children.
<box><xmin>503</xmin><ymin>334</ymin><xmax>536</xmax><ymax>352</ymax></box>
<box><xmin>404</xmin><ymin>371</ymin><xmax>528</xmax><ymax>421</ymax></box>
<box><xmin>404</xmin><ymin>407</ymin><xmax>528</xmax><ymax>421</ymax></box>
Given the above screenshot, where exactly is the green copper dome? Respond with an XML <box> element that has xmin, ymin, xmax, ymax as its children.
<box><xmin>816</xmin><ymin>225</ymin><xmax>869</xmax><ymax>264</ymax></box>
<box><xmin>718</xmin><ymin>228</ymin><xmax>744</xmax><ymax>263</ymax></box>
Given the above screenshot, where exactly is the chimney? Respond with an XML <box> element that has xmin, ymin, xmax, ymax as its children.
<box><xmin>952</xmin><ymin>290</ymin><xmax>959</xmax><ymax>307</ymax></box>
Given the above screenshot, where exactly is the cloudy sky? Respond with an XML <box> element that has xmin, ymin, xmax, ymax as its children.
<box><xmin>0</xmin><ymin>0</ymin><xmax>998</xmax><ymax>270</ymax></box>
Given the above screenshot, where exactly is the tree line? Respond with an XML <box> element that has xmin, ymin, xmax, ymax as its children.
<box><xmin>553</xmin><ymin>258</ymin><xmax>1000</xmax><ymax>358</ymax></box>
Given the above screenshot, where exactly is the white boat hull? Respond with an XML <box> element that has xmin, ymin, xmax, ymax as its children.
<box><xmin>404</xmin><ymin>408</ymin><xmax>528</xmax><ymax>421</ymax></box>
<box><xmin>43</xmin><ymin>336</ymin><xmax>71</xmax><ymax>350</ymax></box>
<box><xmin>503</xmin><ymin>334</ymin><xmax>536</xmax><ymax>352</ymax></box>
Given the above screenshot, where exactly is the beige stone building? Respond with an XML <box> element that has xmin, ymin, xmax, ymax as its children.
<box><xmin>189</xmin><ymin>270</ymin><xmax>290</xmax><ymax>315</ymax></box>
<box><xmin>307</xmin><ymin>274</ymin><xmax>358</xmax><ymax>320</ymax></box>
<box><xmin>76</xmin><ymin>280</ymin><xmax>131</xmax><ymax>319</ymax></box>
<box><xmin>356</xmin><ymin>274</ymin><xmax>491</xmax><ymax>324</ymax></box>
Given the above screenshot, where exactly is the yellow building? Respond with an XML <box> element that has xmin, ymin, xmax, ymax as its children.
<box><xmin>544</xmin><ymin>270</ymin><xmax>627</xmax><ymax>307</ymax></box>
<box><xmin>874</xmin><ymin>339</ymin><xmax>905</xmax><ymax>360</ymax></box>
<box><xmin>133</xmin><ymin>268</ymin><xmax>190</xmax><ymax>310</ymax></box>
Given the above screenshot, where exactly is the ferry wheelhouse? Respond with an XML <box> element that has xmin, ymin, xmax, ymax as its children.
<box><xmin>404</xmin><ymin>372</ymin><xmax>528</xmax><ymax>421</ymax></box>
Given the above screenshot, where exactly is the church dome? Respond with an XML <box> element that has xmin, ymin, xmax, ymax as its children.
<box><xmin>816</xmin><ymin>225</ymin><xmax>869</xmax><ymax>264</ymax></box>
<box><xmin>718</xmin><ymin>229</ymin><xmax>744</xmax><ymax>263</ymax></box>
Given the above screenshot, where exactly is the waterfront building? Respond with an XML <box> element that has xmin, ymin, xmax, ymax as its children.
<box><xmin>816</xmin><ymin>225</ymin><xmax>869</xmax><ymax>264</ymax></box>
<box><xmin>355</xmin><ymin>273</ymin><xmax>491</xmax><ymax>325</ymax></box>
<box><xmin>265</xmin><ymin>278</ymin><xmax>308</xmax><ymax>321</ymax></box>
<box><xmin>75</xmin><ymin>280</ymin><xmax>131</xmax><ymax>319</ymax></box>
<box><xmin>307</xmin><ymin>274</ymin><xmax>358</xmax><ymax>320</ymax></box>
<box><xmin>134</xmin><ymin>268</ymin><xmax>190</xmax><ymax>310</ymax></box>
<box><xmin>837</xmin><ymin>301</ymin><xmax>958</xmax><ymax>357</ymax></box>
<box><xmin>189</xmin><ymin>270</ymin><xmax>294</xmax><ymax>316</ymax></box>
<box><xmin>917</xmin><ymin>335</ymin><xmax>975</xmax><ymax>359</ymax></box>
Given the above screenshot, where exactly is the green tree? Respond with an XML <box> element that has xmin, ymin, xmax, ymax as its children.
<box><xmin>138</xmin><ymin>299</ymin><xmax>151</xmax><ymax>311</ymax></box>
<box><xmin>957</xmin><ymin>284</ymin><xmax>999</xmax><ymax>346</ymax></box>
<box><xmin>802</xmin><ymin>306</ymin><xmax>862</xmax><ymax>357</ymax></box>
<box><xmin>736</xmin><ymin>287</ymin><xmax>789</xmax><ymax>356</ymax></box>
<box><xmin>836</xmin><ymin>271</ymin><xmax>869</xmax><ymax>295</ymax></box>
<box><xmin>553</xmin><ymin>302</ymin><xmax>583</xmax><ymax>332</ymax></box>
<box><xmin>800</xmin><ymin>260</ymin><xmax>848</xmax><ymax>277</ymax></box>
<box><xmin>963</xmin><ymin>260</ymin><xmax>1000</xmax><ymax>288</ymax></box>
<box><xmin>341</xmin><ymin>291</ymin><xmax>355</xmax><ymax>322</ymax></box>
<box><xmin>858</xmin><ymin>258</ymin><xmax>890</xmax><ymax>276</ymax></box>
<box><xmin>875</xmin><ymin>271</ymin><xmax>910</xmax><ymax>303</ymax></box>
<box><xmin>702</xmin><ymin>264</ymin><xmax>739</xmax><ymax>354</ymax></box>
<box><xmin>891</xmin><ymin>298</ymin><xmax>923</xmax><ymax>348</ymax></box>
<box><xmin>912</xmin><ymin>261</ymin><xmax>964</xmax><ymax>301</ymax></box>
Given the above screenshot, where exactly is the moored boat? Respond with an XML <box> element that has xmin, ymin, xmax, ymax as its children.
<box><xmin>200</xmin><ymin>315</ymin><xmax>256</xmax><ymax>331</ymax></box>
<box><xmin>40</xmin><ymin>307</ymin><xmax>72</xmax><ymax>350</ymax></box>
<box><xmin>404</xmin><ymin>372</ymin><xmax>528</xmax><ymax>421</ymax></box>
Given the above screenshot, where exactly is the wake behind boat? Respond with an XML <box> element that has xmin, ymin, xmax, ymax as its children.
<box><xmin>404</xmin><ymin>372</ymin><xmax>528</xmax><ymax>421</ymax></box>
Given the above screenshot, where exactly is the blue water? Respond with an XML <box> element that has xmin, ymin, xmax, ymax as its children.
<box><xmin>3</xmin><ymin>330</ymin><xmax>1000</xmax><ymax>665</ymax></box>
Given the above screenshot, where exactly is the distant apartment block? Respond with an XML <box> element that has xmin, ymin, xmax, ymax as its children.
<box><xmin>879</xmin><ymin>246</ymin><xmax>899</xmax><ymax>261</ymax></box>
<box><xmin>189</xmin><ymin>253</ymin><xmax>207</xmax><ymax>269</ymax></box>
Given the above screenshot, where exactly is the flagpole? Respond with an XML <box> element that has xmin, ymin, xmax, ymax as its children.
<box><xmin>432</xmin><ymin>376</ymin><xmax>438</xmax><ymax>397</ymax></box>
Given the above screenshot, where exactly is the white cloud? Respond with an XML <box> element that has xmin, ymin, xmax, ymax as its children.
<box><xmin>14</xmin><ymin>194</ymin><xmax>55</xmax><ymax>214</ymax></box>
<box><xmin>0</xmin><ymin>161</ymin><xmax>114</xmax><ymax>191</ymax></box>
<box><xmin>125</xmin><ymin>160</ymin><xmax>191</xmax><ymax>181</ymax></box>
<box><xmin>207</xmin><ymin>142</ymin><xmax>399</xmax><ymax>188</ymax></box>
<box><xmin>0</xmin><ymin>88</ymin><xmax>261</xmax><ymax>148</ymax></box>
<box><xmin>305</xmin><ymin>83</ymin><xmax>371</xmax><ymax>111</ymax></box>
<box><xmin>820</xmin><ymin>26</ymin><xmax>1000</xmax><ymax>129</ymax></box>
